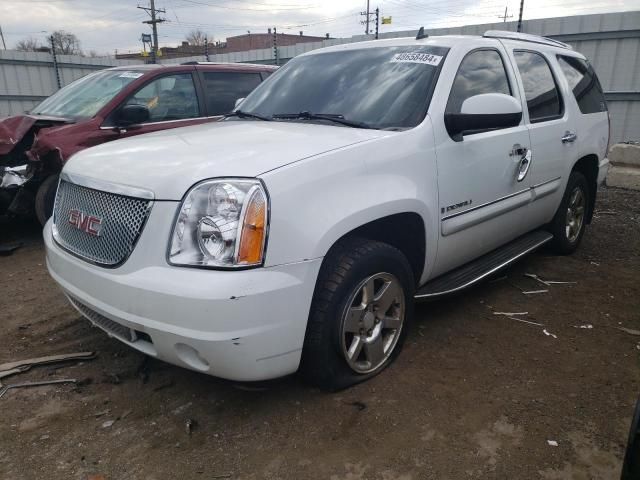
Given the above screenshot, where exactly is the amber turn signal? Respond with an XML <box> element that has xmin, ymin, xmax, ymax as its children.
<box><xmin>237</xmin><ymin>188</ymin><xmax>267</xmax><ymax>265</ymax></box>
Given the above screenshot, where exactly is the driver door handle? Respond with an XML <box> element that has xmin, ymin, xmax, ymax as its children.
<box><xmin>561</xmin><ymin>131</ymin><xmax>577</xmax><ymax>143</ymax></box>
<box><xmin>510</xmin><ymin>144</ymin><xmax>532</xmax><ymax>182</ymax></box>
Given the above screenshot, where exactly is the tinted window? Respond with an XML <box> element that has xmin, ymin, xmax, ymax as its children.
<box><xmin>514</xmin><ymin>51</ymin><xmax>562</xmax><ymax>122</ymax></box>
<box><xmin>203</xmin><ymin>72</ymin><xmax>262</xmax><ymax>115</ymax></box>
<box><xmin>446</xmin><ymin>49</ymin><xmax>511</xmax><ymax>113</ymax></box>
<box><xmin>557</xmin><ymin>55</ymin><xmax>607</xmax><ymax>114</ymax></box>
<box><xmin>126</xmin><ymin>73</ymin><xmax>200</xmax><ymax>122</ymax></box>
<box><xmin>237</xmin><ymin>46</ymin><xmax>449</xmax><ymax>130</ymax></box>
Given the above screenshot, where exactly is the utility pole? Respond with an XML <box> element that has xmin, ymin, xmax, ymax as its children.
<box><xmin>375</xmin><ymin>8</ymin><xmax>379</xmax><ymax>40</ymax></box>
<box><xmin>50</xmin><ymin>35</ymin><xmax>61</xmax><ymax>90</ymax></box>
<box><xmin>517</xmin><ymin>0</ymin><xmax>525</xmax><ymax>32</ymax></box>
<box><xmin>360</xmin><ymin>0</ymin><xmax>371</xmax><ymax>35</ymax></box>
<box><xmin>498</xmin><ymin>6</ymin><xmax>513</xmax><ymax>22</ymax></box>
<box><xmin>272</xmin><ymin>27</ymin><xmax>278</xmax><ymax>66</ymax></box>
<box><xmin>204</xmin><ymin>35</ymin><xmax>209</xmax><ymax>61</ymax></box>
<box><xmin>0</xmin><ymin>24</ymin><xmax>6</xmax><ymax>50</ymax></box>
<box><xmin>138</xmin><ymin>0</ymin><xmax>165</xmax><ymax>64</ymax></box>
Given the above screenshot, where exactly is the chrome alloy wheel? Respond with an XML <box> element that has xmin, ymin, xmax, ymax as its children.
<box><xmin>340</xmin><ymin>272</ymin><xmax>405</xmax><ymax>374</ymax></box>
<box><xmin>565</xmin><ymin>186</ymin><xmax>586</xmax><ymax>243</ymax></box>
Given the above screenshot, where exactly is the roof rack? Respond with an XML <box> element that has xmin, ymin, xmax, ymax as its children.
<box><xmin>483</xmin><ymin>30</ymin><xmax>572</xmax><ymax>50</ymax></box>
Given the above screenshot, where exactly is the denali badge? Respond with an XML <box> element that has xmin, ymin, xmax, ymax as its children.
<box><xmin>68</xmin><ymin>209</ymin><xmax>103</xmax><ymax>237</ymax></box>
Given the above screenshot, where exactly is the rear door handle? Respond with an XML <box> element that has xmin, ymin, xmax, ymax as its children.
<box><xmin>561</xmin><ymin>131</ymin><xmax>577</xmax><ymax>143</ymax></box>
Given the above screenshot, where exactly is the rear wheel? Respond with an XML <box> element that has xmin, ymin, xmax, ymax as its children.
<box><xmin>300</xmin><ymin>237</ymin><xmax>414</xmax><ymax>391</ymax></box>
<box><xmin>548</xmin><ymin>171</ymin><xmax>589</xmax><ymax>254</ymax></box>
<box><xmin>35</xmin><ymin>174</ymin><xmax>59</xmax><ymax>226</ymax></box>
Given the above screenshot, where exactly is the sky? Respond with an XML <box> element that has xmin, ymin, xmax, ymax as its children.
<box><xmin>1</xmin><ymin>0</ymin><xmax>639</xmax><ymax>56</ymax></box>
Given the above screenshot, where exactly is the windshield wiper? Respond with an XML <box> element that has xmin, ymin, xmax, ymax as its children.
<box><xmin>272</xmin><ymin>111</ymin><xmax>372</xmax><ymax>129</ymax></box>
<box><xmin>224</xmin><ymin>110</ymin><xmax>272</xmax><ymax>121</ymax></box>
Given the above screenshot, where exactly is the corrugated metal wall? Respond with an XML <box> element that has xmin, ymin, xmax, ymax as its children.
<box><xmin>1</xmin><ymin>11</ymin><xmax>638</xmax><ymax>142</ymax></box>
<box><xmin>0</xmin><ymin>50</ymin><xmax>138</xmax><ymax>117</ymax></box>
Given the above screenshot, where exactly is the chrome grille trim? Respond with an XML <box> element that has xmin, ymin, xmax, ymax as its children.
<box><xmin>52</xmin><ymin>178</ymin><xmax>153</xmax><ymax>267</ymax></box>
<box><xmin>60</xmin><ymin>172</ymin><xmax>155</xmax><ymax>200</ymax></box>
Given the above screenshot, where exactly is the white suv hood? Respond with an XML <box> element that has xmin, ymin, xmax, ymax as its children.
<box><xmin>63</xmin><ymin>121</ymin><xmax>388</xmax><ymax>200</ymax></box>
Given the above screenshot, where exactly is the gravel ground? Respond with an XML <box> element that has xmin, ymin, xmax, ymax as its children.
<box><xmin>0</xmin><ymin>187</ymin><xmax>638</xmax><ymax>480</ymax></box>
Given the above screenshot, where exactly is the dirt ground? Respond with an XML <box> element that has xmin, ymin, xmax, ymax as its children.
<box><xmin>0</xmin><ymin>187</ymin><xmax>638</xmax><ymax>480</ymax></box>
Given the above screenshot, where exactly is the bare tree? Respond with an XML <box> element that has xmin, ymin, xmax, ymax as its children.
<box><xmin>51</xmin><ymin>30</ymin><xmax>82</xmax><ymax>55</ymax></box>
<box><xmin>15</xmin><ymin>37</ymin><xmax>42</xmax><ymax>52</ymax></box>
<box><xmin>185</xmin><ymin>29</ymin><xmax>209</xmax><ymax>46</ymax></box>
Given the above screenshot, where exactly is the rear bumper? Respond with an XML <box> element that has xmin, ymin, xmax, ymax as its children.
<box><xmin>44</xmin><ymin>219</ymin><xmax>322</xmax><ymax>381</ymax></box>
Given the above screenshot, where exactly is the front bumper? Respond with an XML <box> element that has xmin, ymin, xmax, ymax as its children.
<box><xmin>44</xmin><ymin>210</ymin><xmax>322</xmax><ymax>381</ymax></box>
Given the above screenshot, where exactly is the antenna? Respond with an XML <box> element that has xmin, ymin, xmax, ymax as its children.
<box><xmin>416</xmin><ymin>27</ymin><xmax>428</xmax><ymax>40</ymax></box>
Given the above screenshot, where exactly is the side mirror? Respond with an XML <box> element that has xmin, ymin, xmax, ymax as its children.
<box><xmin>234</xmin><ymin>97</ymin><xmax>245</xmax><ymax>110</ymax></box>
<box><xmin>444</xmin><ymin>93</ymin><xmax>522</xmax><ymax>141</ymax></box>
<box><xmin>117</xmin><ymin>104</ymin><xmax>150</xmax><ymax>126</ymax></box>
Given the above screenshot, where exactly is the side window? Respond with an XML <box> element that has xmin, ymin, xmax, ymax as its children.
<box><xmin>202</xmin><ymin>72</ymin><xmax>262</xmax><ymax>115</ymax></box>
<box><xmin>446</xmin><ymin>49</ymin><xmax>511</xmax><ymax>114</ymax></box>
<box><xmin>557</xmin><ymin>55</ymin><xmax>607</xmax><ymax>114</ymax></box>
<box><xmin>125</xmin><ymin>73</ymin><xmax>200</xmax><ymax>122</ymax></box>
<box><xmin>513</xmin><ymin>51</ymin><xmax>562</xmax><ymax>122</ymax></box>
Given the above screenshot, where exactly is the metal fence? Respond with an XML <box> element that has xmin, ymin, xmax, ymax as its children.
<box><xmin>0</xmin><ymin>50</ymin><xmax>138</xmax><ymax>117</ymax></box>
<box><xmin>1</xmin><ymin>10</ymin><xmax>638</xmax><ymax>142</ymax></box>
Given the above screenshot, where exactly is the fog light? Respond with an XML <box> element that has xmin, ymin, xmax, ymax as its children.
<box><xmin>175</xmin><ymin>343</ymin><xmax>209</xmax><ymax>371</ymax></box>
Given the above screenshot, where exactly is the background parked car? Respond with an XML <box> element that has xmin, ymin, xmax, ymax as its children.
<box><xmin>0</xmin><ymin>62</ymin><xmax>277</xmax><ymax>224</ymax></box>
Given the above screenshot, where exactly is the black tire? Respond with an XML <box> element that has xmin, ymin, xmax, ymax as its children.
<box><xmin>300</xmin><ymin>237</ymin><xmax>415</xmax><ymax>391</ymax></box>
<box><xmin>622</xmin><ymin>396</ymin><xmax>640</xmax><ymax>480</ymax></box>
<box><xmin>35</xmin><ymin>174</ymin><xmax>59</xmax><ymax>226</ymax></box>
<box><xmin>548</xmin><ymin>171</ymin><xmax>590</xmax><ymax>255</ymax></box>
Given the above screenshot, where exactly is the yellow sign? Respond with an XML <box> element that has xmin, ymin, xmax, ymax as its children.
<box><xmin>382</xmin><ymin>16</ymin><xmax>392</xmax><ymax>24</ymax></box>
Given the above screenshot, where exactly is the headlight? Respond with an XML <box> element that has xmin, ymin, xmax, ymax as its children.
<box><xmin>168</xmin><ymin>179</ymin><xmax>268</xmax><ymax>268</ymax></box>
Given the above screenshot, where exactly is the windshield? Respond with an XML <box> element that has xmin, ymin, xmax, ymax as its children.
<box><xmin>31</xmin><ymin>70</ymin><xmax>145</xmax><ymax>120</ymax></box>
<box><xmin>236</xmin><ymin>46</ymin><xmax>448</xmax><ymax>130</ymax></box>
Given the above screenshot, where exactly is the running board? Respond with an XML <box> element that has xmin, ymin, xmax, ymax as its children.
<box><xmin>414</xmin><ymin>230</ymin><xmax>553</xmax><ymax>300</ymax></box>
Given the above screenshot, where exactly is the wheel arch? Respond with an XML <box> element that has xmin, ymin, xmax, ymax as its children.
<box><xmin>571</xmin><ymin>154</ymin><xmax>599</xmax><ymax>224</ymax></box>
<box><xmin>319</xmin><ymin>210</ymin><xmax>427</xmax><ymax>286</ymax></box>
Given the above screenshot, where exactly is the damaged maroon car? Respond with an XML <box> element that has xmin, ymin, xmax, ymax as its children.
<box><xmin>0</xmin><ymin>62</ymin><xmax>277</xmax><ymax>224</ymax></box>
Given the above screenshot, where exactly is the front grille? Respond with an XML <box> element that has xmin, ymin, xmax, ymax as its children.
<box><xmin>68</xmin><ymin>295</ymin><xmax>138</xmax><ymax>342</ymax></box>
<box><xmin>53</xmin><ymin>179</ymin><xmax>152</xmax><ymax>266</ymax></box>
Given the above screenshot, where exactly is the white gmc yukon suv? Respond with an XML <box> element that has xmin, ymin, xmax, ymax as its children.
<box><xmin>45</xmin><ymin>31</ymin><xmax>610</xmax><ymax>390</ymax></box>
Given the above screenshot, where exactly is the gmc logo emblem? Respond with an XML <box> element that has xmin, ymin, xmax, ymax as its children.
<box><xmin>68</xmin><ymin>209</ymin><xmax>103</xmax><ymax>237</ymax></box>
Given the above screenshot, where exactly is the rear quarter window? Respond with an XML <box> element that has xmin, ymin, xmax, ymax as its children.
<box><xmin>202</xmin><ymin>72</ymin><xmax>262</xmax><ymax>115</ymax></box>
<box><xmin>557</xmin><ymin>55</ymin><xmax>607</xmax><ymax>114</ymax></box>
<box><xmin>513</xmin><ymin>50</ymin><xmax>563</xmax><ymax>123</ymax></box>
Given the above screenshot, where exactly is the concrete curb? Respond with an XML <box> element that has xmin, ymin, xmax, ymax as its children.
<box><xmin>607</xmin><ymin>144</ymin><xmax>640</xmax><ymax>190</ymax></box>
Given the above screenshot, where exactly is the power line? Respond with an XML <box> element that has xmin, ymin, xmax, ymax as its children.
<box><xmin>172</xmin><ymin>0</ymin><xmax>320</xmax><ymax>9</ymax></box>
<box><xmin>175</xmin><ymin>0</ymin><xmax>317</xmax><ymax>12</ymax></box>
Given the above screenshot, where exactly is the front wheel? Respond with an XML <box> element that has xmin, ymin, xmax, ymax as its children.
<box><xmin>300</xmin><ymin>238</ymin><xmax>414</xmax><ymax>391</ymax></box>
<box><xmin>548</xmin><ymin>171</ymin><xmax>590</xmax><ymax>254</ymax></box>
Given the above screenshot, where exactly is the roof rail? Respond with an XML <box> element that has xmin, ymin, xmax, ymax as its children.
<box><xmin>181</xmin><ymin>61</ymin><xmax>226</xmax><ymax>65</ymax></box>
<box><xmin>483</xmin><ymin>30</ymin><xmax>572</xmax><ymax>50</ymax></box>
<box><xmin>180</xmin><ymin>61</ymin><xmax>276</xmax><ymax>68</ymax></box>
